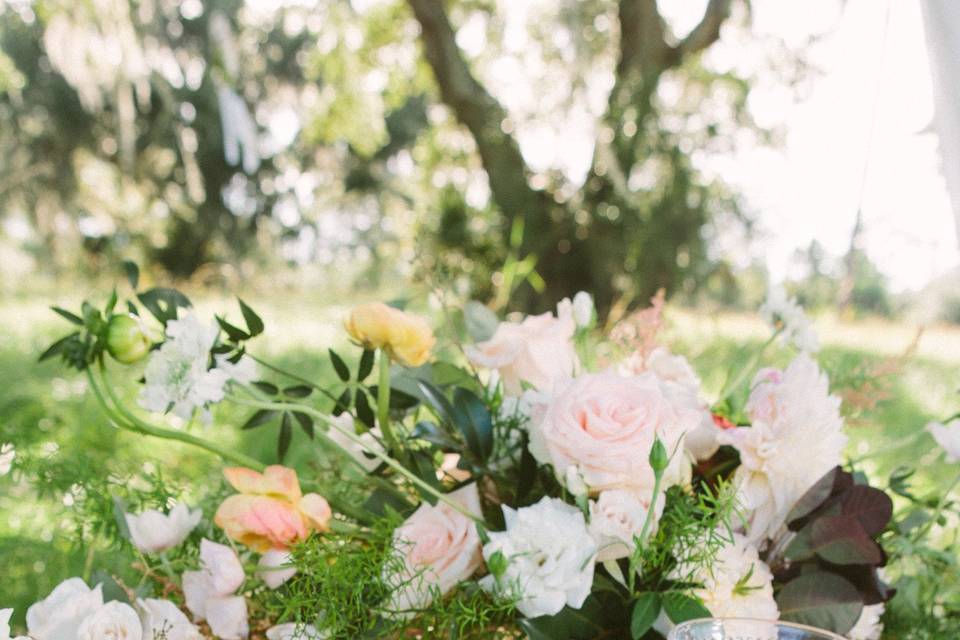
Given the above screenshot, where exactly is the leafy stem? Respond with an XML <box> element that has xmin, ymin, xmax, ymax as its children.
<box><xmin>376</xmin><ymin>349</ymin><xmax>401</xmax><ymax>460</ymax></box>
<box><xmin>715</xmin><ymin>329</ymin><xmax>781</xmax><ymax>404</ymax></box>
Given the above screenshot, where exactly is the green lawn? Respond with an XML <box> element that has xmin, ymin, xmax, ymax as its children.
<box><xmin>1</xmin><ymin>294</ymin><xmax>958</xmax><ymax>624</ymax></box>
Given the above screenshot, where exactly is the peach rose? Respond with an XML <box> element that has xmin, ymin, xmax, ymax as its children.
<box><xmin>384</xmin><ymin>483</ymin><xmax>483</xmax><ymax>616</ymax></box>
<box><xmin>214</xmin><ymin>465</ymin><xmax>331</xmax><ymax>552</ymax></box>
<box><xmin>345</xmin><ymin>303</ymin><xmax>435</xmax><ymax>367</ymax></box>
<box><xmin>529</xmin><ymin>371</ymin><xmax>699</xmax><ymax>499</ymax></box>
<box><xmin>466</xmin><ymin>300</ymin><xmax>578</xmax><ymax>395</ymax></box>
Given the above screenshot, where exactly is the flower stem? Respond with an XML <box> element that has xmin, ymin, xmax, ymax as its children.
<box><xmin>376</xmin><ymin>349</ymin><xmax>402</xmax><ymax>460</ymax></box>
<box><xmin>911</xmin><ymin>469</ymin><xmax>960</xmax><ymax>545</ymax></box>
<box><xmin>246</xmin><ymin>353</ymin><xmax>341</xmax><ymax>405</ymax></box>
<box><xmin>229</xmin><ymin>395</ymin><xmax>484</xmax><ymax>523</ymax></box>
<box><xmin>715</xmin><ymin>330</ymin><xmax>781</xmax><ymax>404</ymax></box>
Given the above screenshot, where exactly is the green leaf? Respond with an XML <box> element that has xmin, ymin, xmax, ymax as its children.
<box><xmin>238</xmin><ymin>298</ymin><xmax>264</xmax><ymax>336</ymax></box>
<box><xmin>451</xmin><ymin>387</ymin><xmax>494</xmax><ymax>462</ymax></box>
<box><xmin>252</xmin><ymin>381</ymin><xmax>279</xmax><ymax>395</ymax></box>
<box><xmin>138</xmin><ymin>287</ymin><xmax>191</xmax><ymax>324</ymax></box>
<box><xmin>631</xmin><ymin>592</ymin><xmax>662</xmax><ymax>639</ymax></box>
<box><xmin>242</xmin><ymin>409</ymin><xmax>278</xmax><ymax>430</ymax></box>
<box><xmin>104</xmin><ymin>288</ymin><xmax>118</xmax><ymax>316</ymax></box>
<box><xmin>329</xmin><ymin>349</ymin><xmax>351</xmax><ymax>382</ymax></box>
<box><xmin>357</xmin><ymin>349</ymin><xmax>375</xmax><ymax>381</ymax></box>
<box><xmin>51</xmin><ymin>306</ymin><xmax>83</xmax><ymax>325</ymax></box>
<box><xmin>39</xmin><ymin>333</ymin><xmax>80</xmax><ymax>362</ymax></box>
<box><xmin>293</xmin><ymin>411</ymin><xmax>314</xmax><ymax>439</ymax></box>
<box><xmin>777</xmin><ymin>572</ymin><xmax>863</xmax><ymax>634</ymax></box>
<box><xmin>355</xmin><ymin>390</ymin><xmax>376</xmax><ymax>430</ymax></box>
<box><xmin>283</xmin><ymin>385</ymin><xmax>313</xmax><ymax>398</ymax></box>
<box><xmin>278</xmin><ymin>412</ymin><xmax>292</xmax><ymax>461</ymax></box>
<box><xmin>411</xmin><ymin>421</ymin><xmax>459</xmax><ymax>450</ymax></box>
<box><xmin>663</xmin><ymin>592</ymin><xmax>710</xmax><ymax>624</ymax></box>
<box><xmin>416</xmin><ymin>380</ymin><xmax>456</xmax><ymax>424</ymax></box>
<box><xmin>332</xmin><ymin>389</ymin><xmax>352</xmax><ymax>416</ymax></box>
<box><xmin>122</xmin><ymin>260</ymin><xmax>140</xmax><ymax>290</ymax></box>
<box><xmin>216</xmin><ymin>315</ymin><xmax>250</xmax><ymax>342</ymax></box>
<box><xmin>464</xmin><ymin>301</ymin><xmax>499</xmax><ymax>342</ymax></box>
<box><xmin>518</xmin><ymin>596</ymin><xmax>618</xmax><ymax>640</ymax></box>
<box><xmin>787</xmin><ymin>466</ymin><xmax>852</xmax><ymax>530</ymax></box>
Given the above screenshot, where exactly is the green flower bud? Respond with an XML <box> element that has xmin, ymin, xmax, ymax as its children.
<box><xmin>649</xmin><ymin>437</ymin><xmax>668</xmax><ymax>475</ymax></box>
<box><xmin>105</xmin><ymin>313</ymin><xmax>152</xmax><ymax>364</ymax></box>
<box><xmin>487</xmin><ymin>549</ymin><xmax>508</xmax><ymax>579</ymax></box>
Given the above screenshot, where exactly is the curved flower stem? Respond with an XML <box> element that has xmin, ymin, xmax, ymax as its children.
<box><xmin>376</xmin><ymin>349</ymin><xmax>402</xmax><ymax>460</ymax></box>
<box><xmin>911</xmin><ymin>469</ymin><xmax>960</xmax><ymax>545</ymax></box>
<box><xmin>87</xmin><ymin>365</ymin><xmax>264</xmax><ymax>470</ymax></box>
<box><xmin>229</xmin><ymin>395</ymin><xmax>484</xmax><ymax>524</ymax></box>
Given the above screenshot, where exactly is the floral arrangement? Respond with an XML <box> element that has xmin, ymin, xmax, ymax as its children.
<box><xmin>4</xmin><ymin>266</ymin><xmax>958</xmax><ymax>639</ymax></box>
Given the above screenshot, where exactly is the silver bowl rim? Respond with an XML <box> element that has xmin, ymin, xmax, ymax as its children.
<box><xmin>670</xmin><ymin>617</ymin><xmax>847</xmax><ymax>639</ymax></box>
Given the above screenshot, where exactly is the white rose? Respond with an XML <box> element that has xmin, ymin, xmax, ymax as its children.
<box><xmin>927</xmin><ymin>419</ymin><xmax>960</xmax><ymax>463</ymax></box>
<box><xmin>686</xmin><ymin>534</ymin><xmax>778</xmax><ymax>620</ymax></box>
<box><xmin>77</xmin><ymin>602</ymin><xmax>142</xmax><ymax>640</ymax></box>
<box><xmin>466</xmin><ymin>303</ymin><xmax>578</xmax><ymax>395</ymax></box>
<box><xmin>571</xmin><ymin>291</ymin><xmax>594</xmax><ymax>328</ymax></box>
<box><xmin>385</xmin><ymin>484</ymin><xmax>483</xmax><ymax>616</ymax></box>
<box><xmin>125</xmin><ymin>502</ymin><xmax>202</xmax><ymax>554</ymax></box>
<box><xmin>258</xmin><ymin>549</ymin><xmax>297</xmax><ymax>589</ymax></box>
<box><xmin>205</xmin><ymin>597</ymin><xmax>248</xmax><ymax>640</ymax></box>
<box><xmin>589</xmin><ymin>489</ymin><xmax>663</xmax><ymax>562</ymax></box>
<box><xmin>137</xmin><ymin>598</ymin><xmax>202</xmax><ymax>640</ymax></box>
<box><xmin>529</xmin><ymin>371</ymin><xmax>698</xmax><ymax>499</ymax></box>
<box><xmin>266</xmin><ymin>623</ymin><xmax>326</xmax><ymax>639</ymax></box>
<box><xmin>480</xmin><ymin>497</ymin><xmax>597</xmax><ymax>618</ymax></box>
<box><xmin>182</xmin><ymin>539</ymin><xmax>245</xmax><ymax>621</ymax></box>
<box><xmin>27</xmin><ymin>578</ymin><xmax>104</xmax><ymax>640</ymax></box>
<box><xmin>718</xmin><ymin>354</ymin><xmax>847</xmax><ymax>543</ymax></box>
<box><xmin>848</xmin><ymin>603</ymin><xmax>884</xmax><ymax>640</ymax></box>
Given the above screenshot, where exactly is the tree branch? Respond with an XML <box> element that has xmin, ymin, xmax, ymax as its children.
<box><xmin>676</xmin><ymin>0</ymin><xmax>733</xmax><ymax>59</ymax></box>
<box><xmin>617</xmin><ymin>0</ymin><xmax>671</xmax><ymax>75</ymax></box>
<box><xmin>405</xmin><ymin>0</ymin><xmax>546</xmax><ymax>228</ymax></box>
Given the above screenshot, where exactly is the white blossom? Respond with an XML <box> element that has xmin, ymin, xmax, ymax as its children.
<box><xmin>77</xmin><ymin>601</ymin><xmax>142</xmax><ymax>640</ymax></box>
<box><xmin>571</xmin><ymin>291</ymin><xmax>594</xmax><ymax>328</ymax></box>
<box><xmin>686</xmin><ymin>534</ymin><xmax>778</xmax><ymax>620</ymax></box>
<box><xmin>182</xmin><ymin>539</ymin><xmax>246</xmax><ymax>629</ymax></box>
<box><xmin>848</xmin><ymin>603</ymin><xmax>884</xmax><ymax>640</ymax></box>
<box><xmin>927</xmin><ymin>419</ymin><xmax>960</xmax><ymax>463</ymax></box>
<box><xmin>760</xmin><ymin>286</ymin><xmax>820</xmax><ymax>353</ymax></box>
<box><xmin>480</xmin><ymin>497</ymin><xmax>596</xmax><ymax>618</ymax></box>
<box><xmin>719</xmin><ymin>355</ymin><xmax>847</xmax><ymax>543</ymax></box>
<box><xmin>27</xmin><ymin>578</ymin><xmax>104</xmax><ymax>640</ymax></box>
<box><xmin>257</xmin><ymin>549</ymin><xmax>297</xmax><ymax>590</ymax></box>
<box><xmin>139</xmin><ymin>314</ymin><xmax>254</xmax><ymax>420</ymax></box>
<box><xmin>589</xmin><ymin>489</ymin><xmax>662</xmax><ymax>562</ymax></box>
<box><xmin>124</xmin><ymin>502</ymin><xmax>201</xmax><ymax>554</ymax></box>
<box><xmin>137</xmin><ymin>598</ymin><xmax>203</xmax><ymax>640</ymax></box>
<box><xmin>204</xmin><ymin>597</ymin><xmax>248</xmax><ymax>640</ymax></box>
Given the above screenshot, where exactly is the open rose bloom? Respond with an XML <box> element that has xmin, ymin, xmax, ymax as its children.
<box><xmin>215</xmin><ymin>465</ymin><xmax>332</xmax><ymax>552</ymax></box>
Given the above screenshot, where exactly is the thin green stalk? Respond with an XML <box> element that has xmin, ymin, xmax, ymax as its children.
<box><xmin>912</xmin><ymin>470</ymin><xmax>960</xmax><ymax>545</ymax></box>
<box><xmin>629</xmin><ymin>471</ymin><xmax>664</xmax><ymax>593</ymax></box>
<box><xmin>247</xmin><ymin>353</ymin><xmax>341</xmax><ymax>404</ymax></box>
<box><xmin>716</xmin><ymin>330</ymin><xmax>781</xmax><ymax>404</ymax></box>
<box><xmin>229</xmin><ymin>395</ymin><xmax>484</xmax><ymax>523</ymax></box>
<box><xmin>376</xmin><ymin>350</ymin><xmax>401</xmax><ymax>459</ymax></box>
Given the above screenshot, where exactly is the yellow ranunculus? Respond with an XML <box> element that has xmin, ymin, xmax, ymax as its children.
<box><xmin>345</xmin><ymin>302</ymin><xmax>435</xmax><ymax>367</ymax></box>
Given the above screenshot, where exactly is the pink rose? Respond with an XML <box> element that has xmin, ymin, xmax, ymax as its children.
<box><xmin>529</xmin><ymin>371</ymin><xmax>699</xmax><ymax>498</ymax></box>
<box><xmin>214</xmin><ymin>465</ymin><xmax>332</xmax><ymax>552</ymax></box>
<box><xmin>466</xmin><ymin>301</ymin><xmax>577</xmax><ymax>394</ymax></box>
<box><xmin>385</xmin><ymin>483</ymin><xmax>483</xmax><ymax>616</ymax></box>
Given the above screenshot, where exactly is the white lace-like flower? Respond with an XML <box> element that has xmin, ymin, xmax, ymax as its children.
<box><xmin>258</xmin><ymin>549</ymin><xmax>297</xmax><ymax>589</ymax></box>
<box><xmin>0</xmin><ymin>443</ymin><xmax>13</xmax><ymax>476</ymax></box>
<box><xmin>214</xmin><ymin>354</ymin><xmax>258</xmax><ymax>386</ymax></box>
<box><xmin>848</xmin><ymin>603</ymin><xmax>884</xmax><ymax>640</ymax></box>
<box><xmin>27</xmin><ymin>578</ymin><xmax>104</xmax><ymax>640</ymax></box>
<box><xmin>480</xmin><ymin>497</ymin><xmax>597</xmax><ymax>618</ymax></box>
<box><xmin>927</xmin><ymin>419</ymin><xmax>960</xmax><ymax>462</ymax></box>
<box><xmin>77</xmin><ymin>601</ymin><xmax>142</xmax><ymax>640</ymax></box>
<box><xmin>137</xmin><ymin>598</ymin><xmax>203</xmax><ymax>640</ymax></box>
<box><xmin>718</xmin><ymin>354</ymin><xmax>847</xmax><ymax>543</ymax></box>
<box><xmin>686</xmin><ymin>534</ymin><xmax>778</xmax><ymax>620</ymax></box>
<box><xmin>266</xmin><ymin>623</ymin><xmax>326</xmax><ymax>640</ymax></box>
<box><xmin>138</xmin><ymin>314</ymin><xmax>230</xmax><ymax>420</ymax></box>
<box><xmin>125</xmin><ymin>502</ymin><xmax>201</xmax><ymax>554</ymax></box>
<box><xmin>760</xmin><ymin>286</ymin><xmax>820</xmax><ymax>353</ymax></box>
<box><xmin>589</xmin><ymin>489</ymin><xmax>663</xmax><ymax>562</ymax></box>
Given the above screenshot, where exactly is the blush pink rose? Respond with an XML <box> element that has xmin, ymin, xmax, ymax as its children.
<box><xmin>385</xmin><ymin>483</ymin><xmax>483</xmax><ymax>616</ymax></box>
<box><xmin>466</xmin><ymin>300</ymin><xmax>578</xmax><ymax>394</ymax></box>
<box><xmin>214</xmin><ymin>465</ymin><xmax>331</xmax><ymax>552</ymax></box>
<box><xmin>529</xmin><ymin>371</ymin><xmax>699</xmax><ymax>498</ymax></box>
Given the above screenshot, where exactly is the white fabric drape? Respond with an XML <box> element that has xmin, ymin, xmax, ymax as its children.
<box><xmin>920</xmin><ymin>0</ymin><xmax>960</xmax><ymax>245</ymax></box>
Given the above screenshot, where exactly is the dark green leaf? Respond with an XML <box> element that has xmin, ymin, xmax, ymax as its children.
<box><xmin>357</xmin><ymin>349</ymin><xmax>375</xmax><ymax>381</ymax></box>
<box><xmin>122</xmin><ymin>260</ymin><xmax>140</xmax><ymax>290</ymax></box>
<box><xmin>216</xmin><ymin>315</ymin><xmax>250</xmax><ymax>342</ymax></box>
<box><xmin>283</xmin><ymin>385</ymin><xmax>313</xmax><ymax>398</ymax></box>
<box><xmin>630</xmin><ymin>592</ymin><xmax>661</xmax><ymax>639</ymax></box>
<box><xmin>451</xmin><ymin>387</ymin><xmax>494</xmax><ymax>462</ymax></box>
<box><xmin>362</xmin><ymin>487</ymin><xmax>415</xmax><ymax>518</ymax></box>
<box><xmin>417</xmin><ymin>380</ymin><xmax>456</xmax><ymax>425</ymax></box>
<box><xmin>519</xmin><ymin>596</ymin><xmax>617</xmax><ymax>640</ymax></box>
<box><xmin>39</xmin><ymin>333</ymin><xmax>80</xmax><ymax>362</ymax></box>
<box><xmin>355</xmin><ymin>390</ymin><xmax>376</xmax><ymax>430</ymax></box>
<box><xmin>51</xmin><ymin>306</ymin><xmax>83</xmax><ymax>325</ymax></box>
<box><xmin>663</xmin><ymin>592</ymin><xmax>711</xmax><ymax>624</ymax></box>
<box><xmin>787</xmin><ymin>466</ymin><xmax>852</xmax><ymax>531</ymax></box>
<box><xmin>138</xmin><ymin>287</ymin><xmax>191</xmax><ymax>324</ymax></box>
<box><xmin>112</xmin><ymin>496</ymin><xmax>131</xmax><ymax>541</ymax></box>
<box><xmin>126</xmin><ymin>301</ymin><xmax>139</xmax><ymax>316</ymax></box>
<box><xmin>332</xmin><ymin>389</ymin><xmax>352</xmax><ymax>416</ymax></box>
<box><xmin>105</xmin><ymin>288</ymin><xmax>118</xmax><ymax>315</ymax></box>
<box><xmin>329</xmin><ymin>349</ymin><xmax>350</xmax><ymax>382</ymax></box>
<box><xmin>277</xmin><ymin>413</ymin><xmax>293</xmax><ymax>461</ymax></box>
<box><xmin>408</xmin><ymin>450</ymin><xmax>442</xmax><ymax>504</ymax></box>
<box><xmin>238</xmin><ymin>298</ymin><xmax>264</xmax><ymax>336</ymax></box>
<box><xmin>369</xmin><ymin>385</ymin><xmax>420</xmax><ymax>410</ymax></box>
<box><xmin>293</xmin><ymin>411</ymin><xmax>314</xmax><ymax>439</ymax></box>
<box><xmin>242</xmin><ymin>409</ymin><xmax>278</xmax><ymax>430</ymax></box>
<box><xmin>777</xmin><ymin>572</ymin><xmax>863</xmax><ymax>634</ymax></box>
<box><xmin>252</xmin><ymin>381</ymin><xmax>279</xmax><ymax>395</ymax></box>
<box><xmin>412</xmin><ymin>421</ymin><xmax>459</xmax><ymax>450</ymax></box>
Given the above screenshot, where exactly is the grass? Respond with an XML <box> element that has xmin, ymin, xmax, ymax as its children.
<box><xmin>0</xmin><ymin>292</ymin><xmax>958</xmax><ymax>628</ymax></box>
